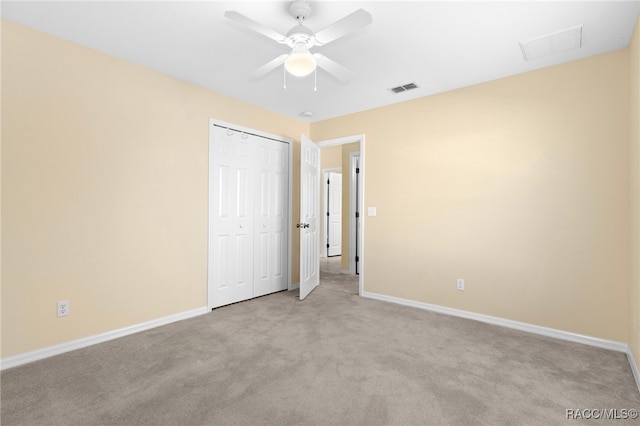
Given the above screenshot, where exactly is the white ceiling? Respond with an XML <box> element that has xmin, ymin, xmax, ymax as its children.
<box><xmin>2</xmin><ymin>1</ymin><xmax>639</xmax><ymax>123</ymax></box>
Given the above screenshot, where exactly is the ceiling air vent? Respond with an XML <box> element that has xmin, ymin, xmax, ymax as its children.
<box><xmin>389</xmin><ymin>82</ymin><xmax>419</xmax><ymax>94</ymax></box>
<box><xmin>520</xmin><ymin>25</ymin><xmax>583</xmax><ymax>61</ymax></box>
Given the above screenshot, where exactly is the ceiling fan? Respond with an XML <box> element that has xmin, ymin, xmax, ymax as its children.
<box><xmin>225</xmin><ymin>0</ymin><xmax>372</xmax><ymax>83</ymax></box>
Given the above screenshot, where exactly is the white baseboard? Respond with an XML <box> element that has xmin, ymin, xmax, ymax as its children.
<box><xmin>364</xmin><ymin>289</ymin><xmax>640</xmax><ymax>394</ymax></box>
<box><xmin>340</xmin><ymin>269</ymin><xmax>351</xmax><ymax>275</ymax></box>
<box><xmin>5</xmin><ymin>293</ymin><xmax>640</xmax><ymax>394</ymax></box>
<box><xmin>0</xmin><ymin>306</ymin><xmax>209</xmax><ymax>371</ymax></box>
<box><xmin>361</xmin><ymin>291</ymin><xmax>628</xmax><ymax>353</ymax></box>
<box><xmin>627</xmin><ymin>349</ymin><xmax>640</xmax><ymax>394</ymax></box>
<box><xmin>289</xmin><ymin>282</ymin><xmax>300</xmax><ymax>290</ymax></box>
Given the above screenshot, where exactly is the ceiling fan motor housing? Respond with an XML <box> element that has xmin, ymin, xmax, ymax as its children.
<box><xmin>289</xmin><ymin>1</ymin><xmax>312</xmax><ymax>21</ymax></box>
<box><xmin>286</xmin><ymin>25</ymin><xmax>315</xmax><ymax>48</ymax></box>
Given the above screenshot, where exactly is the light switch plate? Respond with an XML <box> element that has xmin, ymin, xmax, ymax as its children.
<box><xmin>367</xmin><ymin>207</ymin><xmax>377</xmax><ymax>216</ymax></box>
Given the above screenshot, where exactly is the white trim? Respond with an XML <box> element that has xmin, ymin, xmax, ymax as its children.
<box><xmin>366</xmin><ymin>287</ymin><xmax>640</xmax><ymax>394</ymax></box>
<box><xmin>340</xmin><ymin>269</ymin><xmax>350</xmax><ymax>275</ymax></box>
<box><xmin>290</xmin><ymin>282</ymin><xmax>300</xmax><ymax>290</ymax></box>
<box><xmin>0</xmin><ymin>306</ymin><xmax>209</xmax><ymax>371</ymax></box>
<box><xmin>287</xmin><ymin>131</ymin><xmax>293</xmax><ymax>291</ymax></box>
<box><xmin>348</xmin><ymin>152</ymin><xmax>360</xmax><ymax>276</ymax></box>
<box><xmin>362</xmin><ymin>291</ymin><xmax>629</xmax><ymax>353</ymax></box>
<box><xmin>359</xmin><ymin>135</ymin><xmax>365</xmax><ymax>297</ymax></box>
<box><xmin>316</xmin><ymin>134</ymin><xmax>363</xmax><ymax>148</ymax></box>
<box><xmin>627</xmin><ymin>349</ymin><xmax>640</xmax><ymax>394</ymax></box>
<box><xmin>210</xmin><ymin>118</ymin><xmax>293</xmax><ymax>145</ymax></box>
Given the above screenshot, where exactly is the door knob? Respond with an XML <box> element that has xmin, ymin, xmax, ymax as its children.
<box><xmin>297</xmin><ymin>223</ymin><xmax>310</xmax><ymax>229</ymax></box>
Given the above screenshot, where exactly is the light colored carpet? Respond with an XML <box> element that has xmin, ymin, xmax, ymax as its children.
<box><xmin>319</xmin><ymin>256</ymin><xmax>359</xmax><ymax>295</ymax></box>
<box><xmin>2</xmin><ymin>257</ymin><xmax>639</xmax><ymax>425</ymax></box>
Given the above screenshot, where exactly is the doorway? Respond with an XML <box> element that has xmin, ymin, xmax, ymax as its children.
<box><xmin>317</xmin><ymin>134</ymin><xmax>365</xmax><ymax>296</ymax></box>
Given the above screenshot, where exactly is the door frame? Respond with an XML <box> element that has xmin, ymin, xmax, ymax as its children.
<box><xmin>316</xmin><ymin>134</ymin><xmax>365</xmax><ymax>296</ymax></box>
<box><xmin>348</xmin><ymin>152</ymin><xmax>360</xmax><ymax>275</ymax></box>
<box><xmin>208</xmin><ymin>118</ymin><xmax>293</xmax><ymax>310</ymax></box>
<box><xmin>322</xmin><ymin>167</ymin><xmax>342</xmax><ymax>258</ymax></box>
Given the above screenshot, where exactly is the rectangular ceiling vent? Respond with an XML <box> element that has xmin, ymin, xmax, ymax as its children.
<box><xmin>389</xmin><ymin>82</ymin><xmax>419</xmax><ymax>94</ymax></box>
<box><xmin>520</xmin><ymin>25</ymin><xmax>583</xmax><ymax>61</ymax></box>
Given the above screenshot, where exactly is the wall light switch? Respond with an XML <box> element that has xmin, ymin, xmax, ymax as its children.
<box><xmin>367</xmin><ymin>207</ymin><xmax>377</xmax><ymax>217</ymax></box>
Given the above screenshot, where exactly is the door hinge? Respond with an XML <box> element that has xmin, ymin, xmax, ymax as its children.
<box><xmin>327</xmin><ymin>179</ymin><xmax>330</xmax><ymax>184</ymax></box>
<box><xmin>327</xmin><ymin>244</ymin><xmax>330</xmax><ymax>249</ymax></box>
<box><xmin>356</xmin><ymin>167</ymin><xmax>360</xmax><ymax>174</ymax></box>
<box><xmin>355</xmin><ymin>212</ymin><xmax>359</xmax><ymax>218</ymax></box>
<box><xmin>355</xmin><ymin>256</ymin><xmax>359</xmax><ymax>262</ymax></box>
<box><xmin>327</xmin><ymin>212</ymin><xmax>330</xmax><ymax>216</ymax></box>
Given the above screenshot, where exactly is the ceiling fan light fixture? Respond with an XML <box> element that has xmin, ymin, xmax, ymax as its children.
<box><xmin>285</xmin><ymin>42</ymin><xmax>316</xmax><ymax>77</ymax></box>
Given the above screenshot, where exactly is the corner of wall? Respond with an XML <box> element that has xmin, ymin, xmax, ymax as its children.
<box><xmin>629</xmin><ymin>10</ymin><xmax>640</xmax><ymax>377</ymax></box>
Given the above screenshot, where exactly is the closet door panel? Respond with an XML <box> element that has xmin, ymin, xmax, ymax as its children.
<box><xmin>254</xmin><ymin>138</ymin><xmax>288</xmax><ymax>297</ymax></box>
<box><xmin>272</xmin><ymin>143</ymin><xmax>289</xmax><ymax>290</ymax></box>
<box><xmin>209</xmin><ymin>127</ymin><xmax>254</xmax><ymax>308</ymax></box>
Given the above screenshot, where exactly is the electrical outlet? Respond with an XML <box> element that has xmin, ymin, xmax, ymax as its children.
<box><xmin>57</xmin><ymin>300</ymin><xmax>69</xmax><ymax>317</ymax></box>
<box><xmin>456</xmin><ymin>279</ymin><xmax>465</xmax><ymax>291</ymax></box>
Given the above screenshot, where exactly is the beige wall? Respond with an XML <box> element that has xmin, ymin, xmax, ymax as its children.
<box><xmin>1</xmin><ymin>21</ymin><xmax>308</xmax><ymax>357</ymax></box>
<box><xmin>312</xmin><ymin>50</ymin><xmax>630</xmax><ymax>342</ymax></box>
<box><xmin>3</xmin><ymin>15</ymin><xmax>638</xmax><ymax>362</ymax></box>
<box><xmin>320</xmin><ymin>145</ymin><xmax>342</xmax><ymax>170</ymax></box>
<box><xmin>629</xmin><ymin>12</ymin><xmax>640</xmax><ymax>372</ymax></box>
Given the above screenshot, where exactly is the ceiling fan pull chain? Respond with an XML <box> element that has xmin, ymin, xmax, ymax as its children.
<box><xmin>283</xmin><ymin>66</ymin><xmax>287</xmax><ymax>90</ymax></box>
<box><xmin>314</xmin><ymin>67</ymin><xmax>317</xmax><ymax>92</ymax></box>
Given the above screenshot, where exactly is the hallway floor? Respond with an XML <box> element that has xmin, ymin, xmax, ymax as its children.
<box><xmin>319</xmin><ymin>256</ymin><xmax>359</xmax><ymax>295</ymax></box>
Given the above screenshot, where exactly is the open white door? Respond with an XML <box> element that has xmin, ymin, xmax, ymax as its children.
<box><xmin>327</xmin><ymin>172</ymin><xmax>342</xmax><ymax>256</ymax></box>
<box><xmin>299</xmin><ymin>135</ymin><xmax>320</xmax><ymax>300</ymax></box>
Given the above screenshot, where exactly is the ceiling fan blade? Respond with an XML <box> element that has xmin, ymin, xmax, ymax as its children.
<box><xmin>313</xmin><ymin>9</ymin><xmax>372</xmax><ymax>45</ymax></box>
<box><xmin>314</xmin><ymin>54</ymin><xmax>354</xmax><ymax>82</ymax></box>
<box><xmin>251</xmin><ymin>54</ymin><xmax>289</xmax><ymax>78</ymax></box>
<box><xmin>224</xmin><ymin>10</ymin><xmax>288</xmax><ymax>44</ymax></box>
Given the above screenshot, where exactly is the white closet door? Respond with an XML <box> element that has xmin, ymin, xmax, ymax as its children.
<box><xmin>254</xmin><ymin>137</ymin><xmax>289</xmax><ymax>297</ymax></box>
<box><xmin>209</xmin><ymin>127</ymin><xmax>255</xmax><ymax>309</ymax></box>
